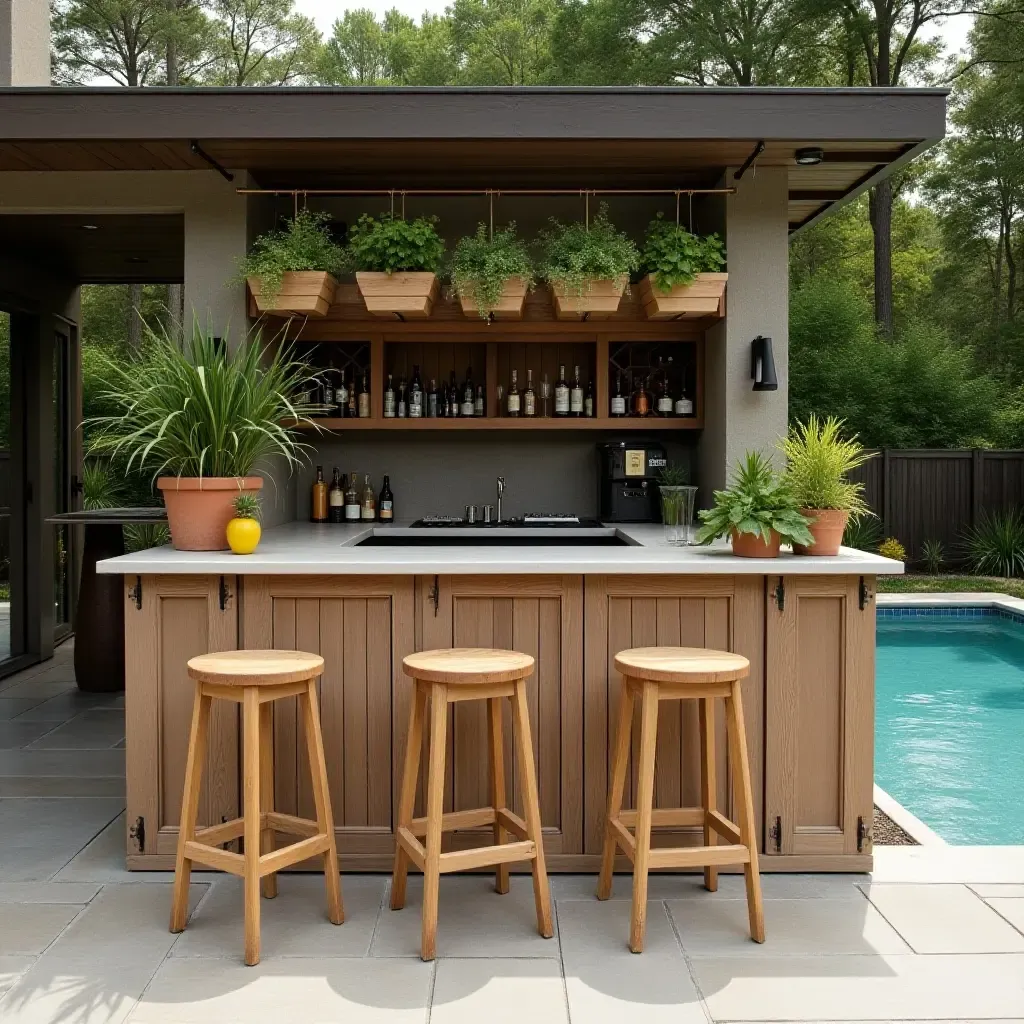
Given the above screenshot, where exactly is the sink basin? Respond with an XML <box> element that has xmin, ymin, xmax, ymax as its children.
<box><xmin>357</xmin><ymin>527</ymin><xmax>631</xmax><ymax>547</ymax></box>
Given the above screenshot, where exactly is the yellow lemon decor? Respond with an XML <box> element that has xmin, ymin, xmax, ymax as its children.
<box><xmin>227</xmin><ymin>493</ymin><xmax>262</xmax><ymax>555</ymax></box>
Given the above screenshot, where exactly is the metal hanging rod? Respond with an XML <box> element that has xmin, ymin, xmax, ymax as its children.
<box><xmin>234</xmin><ymin>187</ymin><xmax>737</xmax><ymax>197</ymax></box>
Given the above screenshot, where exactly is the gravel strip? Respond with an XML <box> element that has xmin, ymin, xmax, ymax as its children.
<box><xmin>873</xmin><ymin>804</ymin><xmax>918</xmax><ymax>845</ymax></box>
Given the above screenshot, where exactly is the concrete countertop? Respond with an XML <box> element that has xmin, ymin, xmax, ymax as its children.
<box><xmin>96</xmin><ymin>521</ymin><xmax>904</xmax><ymax>576</ymax></box>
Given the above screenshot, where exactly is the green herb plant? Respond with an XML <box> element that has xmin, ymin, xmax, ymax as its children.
<box><xmin>345</xmin><ymin>212</ymin><xmax>445</xmax><ymax>274</ymax></box>
<box><xmin>657</xmin><ymin>464</ymin><xmax>690</xmax><ymax>486</ymax></box>
<box><xmin>641</xmin><ymin>213</ymin><xmax>726</xmax><ymax>293</ymax></box>
<box><xmin>781</xmin><ymin>414</ymin><xmax>872</xmax><ymax>515</ymax></box>
<box><xmin>696</xmin><ymin>452</ymin><xmax>814</xmax><ymax>547</ymax></box>
<box><xmin>537</xmin><ymin>204</ymin><xmax>639</xmax><ymax>299</ymax></box>
<box><xmin>238</xmin><ymin>210</ymin><xmax>345</xmax><ymax>306</ymax></box>
<box><xmin>450</xmin><ymin>222</ymin><xmax>535</xmax><ymax>318</ymax></box>
<box><xmin>85</xmin><ymin>318</ymin><xmax>323</xmax><ymax>480</ymax></box>
<box><xmin>965</xmin><ymin>508</ymin><xmax>1024</xmax><ymax>577</ymax></box>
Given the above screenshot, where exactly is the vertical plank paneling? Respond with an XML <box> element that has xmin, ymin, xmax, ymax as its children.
<box><xmin>294</xmin><ymin>598</ymin><xmax>321</xmax><ymax>821</ymax></box>
<box><xmin>654</xmin><ymin>598</ymin><xmax>682</xmax><ymax>812</ymax></box>
<box><xmin>678</xmin><ymin>598</ymin><xmax>706</xmax><ymax>808</ymax></box>
<box><xmin>272</xmin><ymin>598</ymin><xmax>297</xmax><ymax>815</ymax></box>
<box><xmin>366</xmin><ymin>596</ymin><xmax>392</xmax><ymax>828</ymax></box>
<box><xmin>732</xmin><ymin>576</ymin><xmax>765</xmax><ymax>842</ymax></box>
<box><xmin>319</xmin><ymin>599</ymin><xmax>345</xmax><ymax>825</ymax></box>
<box><xmin>125</xmin><ymin>577</ymin><xmax>158</xmax><ymax>856</ymax></box>
<box><xmin>453</xmin><ymin>596</ymin><xmax>492</xmax><ymax>812</ymax></box>
<box><xmin>704</xmin><ymin>596</ymin><xmax>731</xmax><ymax>811</ymax></box>
<box><xmin>491</xmin><ymin>598</ymin><xmax>516</xmax><ymax>814</ymax></box>
<box><xmin>628</xmin><ymin>598</ymin><xmax>658</xmax><ymax>803</ymax></box>
<box><xmin>584</xmin><ymin>576</ymin><xmax>609</xmax><ymax>855</ymax></box>
<box><xmin>205</xmin><ymin>577</ymin><xmax>239</xmax><ymax>833</ymax></box>
<box><xmin>512</xmin><ymin>598</ymin><xmax>540</xmax><ymax>815</ymax></box>
<box><xmin>560</xmin><ymin>576</ymin><xmax>584</xmax><ymax>854</ymax></box>
<box><xmin>539</xmin><ymin>598</ymin><xmax>564</xmax><ymax>828</ymax></box>
<box><xmin>845</xmin><ymin>576</ymin><xmax>875</xmax><ymax>854</ymax></box>
<box><xmin>343</xmin><ymin>598</ymin><xmax>369</xmax><ymax>826</ymax></box>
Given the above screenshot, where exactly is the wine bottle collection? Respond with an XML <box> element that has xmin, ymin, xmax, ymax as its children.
<box><xmin>310</xmin><ymin>467</ymin><xmax>395</xmax><ymax>524</ymax></box>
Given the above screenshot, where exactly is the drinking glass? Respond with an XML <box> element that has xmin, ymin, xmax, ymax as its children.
<box><xmin>660</xmin><ymin>485</ymin><xmax>699</xmax><ymax>545</ymax></box>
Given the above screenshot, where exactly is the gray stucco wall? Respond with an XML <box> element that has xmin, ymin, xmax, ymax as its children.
<box><xmin>0</xmin><ymin>0</ymin><xmax>49</xmax><ymax>86</ymax></box>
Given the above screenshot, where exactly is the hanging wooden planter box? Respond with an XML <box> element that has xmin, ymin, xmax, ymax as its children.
<box><xmin>550</xmin><ymin>279</ymin><xmax>625</xmax><ymax>320</ymax></box>
<box><xmin>248</xmin><ymin>271</ymin><xmax>337</xmax><ymax>317</ymax></box>
<box><xmin>638</xmin><ymin>272</ymin><xmax>728</xmax><ymax>320</ymax></box>
<box><xmin>457</xmin><ymin>276</ymin><xmax>530</xmax><ymax>320</ymax></box>
<box><xmin>356</xmin><ymin>272</ymin><xmax>440</xmax><ymax>318</ymax></box>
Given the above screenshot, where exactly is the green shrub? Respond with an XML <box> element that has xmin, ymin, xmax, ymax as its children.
<box><xmin>538</xmin><ymin>204</ymin><xmax>639</xmax><ymax>298</ymax></box>
<box><xmin>238</xmin><ymin>211</ymin><xmax>346</xmax><ymax>306</ymax></box>
<box><xmin>879</xmin><ymin>537</ymin><xmax>907</xmax><ymax>562</ymax></box>
<box><xmin>641</xmin><ymin>213</ymin><xmax>725</xmax><ymax>292</ymax></box>
<box><xmin>921</xmin><ymin>539</ymin><xmax>945</xmax><ymax>574</ymax></box>
<box><xmin>345</xmin><ymin>212</ymin><xmax>445</xmax><ymax>274</ymax></box>
<box><xmin>450</xmin><ymin>223</ymin><xmax>535</xmax><ymax>318</ymax></box>
<box><xmin>82</xmin><ymin>460</ymin><xmax>122</xmax><ymax>510</ymax></box>
<box><xmin>843</xmin><ymin>516</ymin><xmax>882</xmax><ymax>552</ymax></box>
<box><xmin>696</xmin><ymin>451</ymin><xmax>814</xmax><ymax>547</ymax></box>
<box><xmin>782</xmin><ymin>414</ymin><xmax>872</xmax><ymax>516</ymax></box>
<box><xmin>965</xmin><ymin>509</ymin><xmax>1024</xmax><ymax>578</ymax></box>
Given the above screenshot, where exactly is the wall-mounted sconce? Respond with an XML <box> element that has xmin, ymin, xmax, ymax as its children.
<box><xmin>751</xmin><ymin>335</ymin><xmax>778</xmax><ymax>391</ymax></box>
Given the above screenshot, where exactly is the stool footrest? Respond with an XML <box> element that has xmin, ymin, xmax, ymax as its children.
<box><xmin>707</xmin><ymin>809</ymin><xmax>742</xmax><ymax>845</ymax></box>
<box><xmin>194</xmin><ymin>818</ymin><xmax>246</xmax><ymax>846</ymax></box>
<box><xmin>496</xmin><ymin>808</ymin><xmax>529</xmax><ymax>840</ymax></box>
<box><xmin>259</xmin><ymin>834</ymin><xmax>331</xmax><ymax>875</ymax></box>
<box><xmin>266</xmin><ymin>811</ymin><xmax>321</xmax><ymax>838</ymax></box>
<box><xmin>410</xmin><ymin>807</ymin><xmax>495</xmax><ymax>835</ymax></box>
<box><xmin>183</xmin><ymin>840</ymin><xmax>245</xmax><ymax>876</ymax></box>
<box><xmin>649</xmin><ymin>844</ymin><xmax>750</xmax><ymax>869</ymax></box>
<box><xmin>618</xmin><ymin>807</ymin><xmax>705</xmax><ymax>828</ymax></box>
<box><xmin>440</xmin><ymin>839</ymin><xmax>536</xmax><ymax>874</ymax></box>
<box><xmin>182</xmin><ymin>831</ymin><xmax>331</xmax><ymax>877</ymax></box>
<box><xmin>396</xmin><ymin>826</ymin><xmax>426</xmax><ymax>870</ymax></box>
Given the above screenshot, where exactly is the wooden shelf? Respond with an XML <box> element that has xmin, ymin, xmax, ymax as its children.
<box><xmin>298</xmin><ymin>416</ymin><xmax>703</xmax><ymax>431</ymax></box>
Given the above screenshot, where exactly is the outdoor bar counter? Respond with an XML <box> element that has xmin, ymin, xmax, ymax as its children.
<box><xmin>98</xmin><ymin>523</ymin><xmax>900</xmax><ymax>874</ymax></box>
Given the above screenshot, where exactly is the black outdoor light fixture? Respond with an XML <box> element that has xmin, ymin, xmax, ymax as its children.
<box><xmin>751</xmin><ymin>336</ymin><xmax>778</xmax><ymax>391</ymax></box>
<box><xmin>795</xmin><ymin>147</ymin><xmax>825</xmax><ymax>166</ymax></box>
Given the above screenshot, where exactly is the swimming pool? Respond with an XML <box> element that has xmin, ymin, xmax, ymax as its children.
<box><xmin>876</xmin><ymin>609</ymin><xmax>1024</xmax><ymax>845</ymax></box>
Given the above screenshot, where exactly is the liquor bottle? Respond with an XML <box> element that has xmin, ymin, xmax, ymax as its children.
<box><xmin>570</xmin><ymin>365</ymin><xmax>584</xmax><ymax>417</ymax></box>
<box><xmin>311</xmin><ymin>466</ymin><xmax>328</xmax><ymax>523</ymax></box>
<box><xmin>448</xmin><ymin>370</ymin><xmax>460</xmax><ymax>418</ymax></box>
<box><xmin>523</xmin><ymin>368</ymin><xmax>537</xmax><ymax>417</ymax></box>
<box><xmin>585</xmin><ymin>378</ymin><xmax>595</xmax><ymax>418</ymax></box>
<box><xmin>428</xmin><ymin>378</ymin><xmax>439</xmax><ymax>418</ymax></box>
<box><xmin>610</xmin><ymin>371</ymin><xmax>626</xmax><ymax>417</ymax></box>
<box><xmin>656</xmin><ymin>373</ymin><xmax>673</xmax><ymax>417</ymax></box>
<box><xmin>328</xmin><ymin>468</ymin><xmax>345</xmax><ymax>524</ymax></box>
<box><xmin>383</xmin><ymin>374</ymin><xmax>396</xmax><ymax>418</ymax></box>
<box><xmin>360</xmin><ymin>474</ymin><xmax>376</xmax><ymax>520</ymax></box>
<box><xmin>397</xmin><ymin>378</ymin><xmax>408</xmax><ymax>418</ymax></box>
<box><xmin>554</xmin><ymin>364</ymin><xmax>570</xmax><ymax>417</ymax></box>
<box><xmin>540</xmin><ymin>373</ymin><xmax>551</xmax><ymax>417</ymax></box>
<box><xmin>347</xmin><ymin>372</ymin><xmax>357</xmax><ymax>418</ymax></box>
<box><xmin>461</xmin><ymin>368</ymin><xmax>475</xmax><ymax>417</ymax></box>
<box><xmin>409</xmin><ymin>365</ymin><xmax>423</xmax><ymax>418</ymax></box>
<box><xmin>344</xmin><ymin>472</ymin><xmax>360</xmax><ymax>520</ymax></box>
<box><xmin>675</xmin><ymin>384</ymin><xmax>694</xmax><ymax>416</ymax></box>
<box><xmin>506</xmin><ymin>369</ymin><xmax>521</xmax><ymax>417</ymax></box>
<box><xmin>474</xmin><ymin>385</ymin><xmax>485</xmax><ymax>418</ymax></box>
<box><xmin>337</xmin><ymin>369</ymin><xmax>349</xmax><ymax>418</ymax></box>
<box><xmin>378</xmin><ymin>475</ymin><xmax>394</xmax><ymax>522</ymax></box>
<box><xmin>320</xmin><ymin>359</ymin><xmax>335</xmax><ymax>412</ymax></box>
<box><xmin>358</xmin><ymin>373</ymin><xmax>370</xmax><ymax>418</ymax></box>
<box><xmin>634</xmin><ymin>375</ymin><xmax>651</xmax><ymax>417</ymax></box>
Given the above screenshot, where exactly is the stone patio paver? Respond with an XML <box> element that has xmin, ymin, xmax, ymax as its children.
<box><xmin>430</xmin><ymin>958</ymin><xmax>567</xmax><ymax>1024</ymax></box>
<box><xmin>0</xmin><ymin>903</ymin><xmax>85</xmax><ymax>955</ymax></box>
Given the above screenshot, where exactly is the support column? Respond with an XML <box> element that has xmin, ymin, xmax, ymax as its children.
<box><xmin>698</xmin><ymin>167</ymin><xmax>789</xmax><ymax>494</ymax></box>
<box><xmin>0</xmin><ymin>0</ymin><xmax>50</xmax><ymax>85</ymax></box>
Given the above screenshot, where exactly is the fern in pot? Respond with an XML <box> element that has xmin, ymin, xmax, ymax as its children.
<box><xmin>85</xmin><ymin>320</ymin><xmax>322</xmax><ymax>551</ymax></box>
<box><xmin>450</xmin><ymin>222</ymin><xmax>535</xmax><ymax>320</ymax></box>
<box><xmin>239</xmin><ymin>210</ymin><xmax>345</xmax><ymax>317</ymax></box>
<box><xmin>781</xmin><ymin>415</ymin><xmax>872</xmax><ymax>556</ymax></box>
<box><xmin>696</xmin><ymin>452</ymin><xmax>813</xmax><ymax>558</ymax></box>
<box><xmin>538</xmin><ymin>204</ymin><xmax>639</xmax><ymax>319</ymax></box>
<box><xmin>638</xmin><ymin>214</ymin><xmax>727</xmax><ymax>320</ymax></box>
<box><xmin>347</xmin><ymin>212</ymin><xmax>446</xmax><ymax>317</ymax></box>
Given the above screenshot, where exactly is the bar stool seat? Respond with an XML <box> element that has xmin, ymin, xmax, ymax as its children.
<box><xmin>169</xmin><ymin>650</ymin><xmax>344</xmax><ymax>966</ymax></box>
<box><xmin>391</xmin><ymin>648</ymin><xmax>553</xmax><ymax>960</ymax></box>
<box><xmin>598</xmin><ymin>646</ymin><xmax>764</xmax><ymax>952</ymax></box>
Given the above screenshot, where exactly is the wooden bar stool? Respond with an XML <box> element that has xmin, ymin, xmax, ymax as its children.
<box><xmin>597</xmin><ymin>646</ymin><xmax>764</xmax><ymax>952</ymax></box>
<box><xmin>169</xmin><ymin>650</ymin><xmax>344</xmax><ymax>966</ymax></box>
<box><xmin>390</xmin><ymin>648</ymin><xmax>553</xmax><ymax>961</ymax></box>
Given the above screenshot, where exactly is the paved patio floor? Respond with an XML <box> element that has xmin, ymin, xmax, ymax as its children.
<box><xmin>2</xmin><ymin>642</ymin><xmax>1024</xmax><ymax>1023</ymax></box>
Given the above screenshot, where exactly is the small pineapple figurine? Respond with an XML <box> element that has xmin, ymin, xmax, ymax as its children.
<box><xmin>227</xmin><ymin>493</ymin><xmax>262</xmax><ymax>555</ymax></box>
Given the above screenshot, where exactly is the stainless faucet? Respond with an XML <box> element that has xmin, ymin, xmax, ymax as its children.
<box><xmin>496</xmin><ymin>476</ymin><xmax>505</xmax><ymax>523</ymax></box>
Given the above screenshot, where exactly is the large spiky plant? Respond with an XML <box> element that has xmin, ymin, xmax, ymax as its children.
<box><xmin>781</xmin><ymin>414</ymin><xmax>872</xmax><ymax>517</ymax></box>
<box><xmin>85</xmin><ymin>318</ymin><xmax>323</xmax><ymax>480</ymax></box>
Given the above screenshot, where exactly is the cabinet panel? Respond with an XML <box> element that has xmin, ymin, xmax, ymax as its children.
<box><xmin>583</xmin><ymin>575</ymin><xmax>764</xmax><ymax>856</ymax></box>
<box><xmin>764</xmin><ymin>575</ymin><xmax>875</xmax><ymax>857</ymax></box>
<box><xmin>125</xmin><ymin>575</ymin><xmax>238</xmax><ymax>861</ymax></box>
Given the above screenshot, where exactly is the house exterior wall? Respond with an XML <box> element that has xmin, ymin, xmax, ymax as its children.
<box><xmin>0</xmin><ymin>0</ymin><xmax>49</xmax><ymax>86</ymax></box>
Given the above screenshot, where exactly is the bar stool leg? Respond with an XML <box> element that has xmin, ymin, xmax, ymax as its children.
<box><xmin>698</xmin><ymin>696</ymin><xmax>718</xmax><ymax>893</ymax></box>
<box><xmin>630</xmin><ymin>680</ymin><xmax>659</xmax><ymax>953</ymax></box>
<box><xmin>597</xmin><ymin>681</ymin><xmax>635</xmax><ymax>900</ymax></box>
<box><xmin>242</xmin><ymin>687</ymin><xmax>262</xmax><ymax>966</ymax></box>
<box><xmin>421</xmin><ymin>682</ymin><xmax>448</xmax><ymax>961</ymax></box>
<box><xmin>259</xmin><ymin>702</ymin><xmax>277</xmax><ymax>900</ymax></box>
<box><xmin>302</xmin><ymin>679</ymin><xmax>344</xmax><ymax>926</ymax></box>
<box><xmin>170</xmin><ymin>681</ymin><xmax>211</xmax><ymax>933</ymax></box>
<box><xmin>488</xmin><ymin>696</ymin><xmax>510</xmax><ymax>895</ymax></box>
<box><xmin>391</xmin><ymin>681</ymin><xmax>427</xmax><ymax>912</ymax></box>
<box><xmin>725</xmin><ymin>680</ymin><xmax>765</xmax><ymax>943</ymax></box>
<box><xmin>512</xmin><ymin>677</ymin><xmax>553</xmax><ymax>939</ymax></box>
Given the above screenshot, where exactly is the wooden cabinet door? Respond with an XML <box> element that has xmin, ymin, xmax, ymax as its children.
<box><xmin>242</xmin><ymin>575</ymin><xmax>415</xmax><ymax>863</ymax></box>
<box><xmin>125</xmin><ymin>574</ymin><xmax>238</xmax><ymax>864</ymax></box>
<box><xmin>414</xmin><ymin>574</ymin><xmax>584</xmax><ymax>857</ymax></box>
<box><xmin>764</xmin><ymin>575</ymin><xmax>875</xmax><ymax>860</ymax></box>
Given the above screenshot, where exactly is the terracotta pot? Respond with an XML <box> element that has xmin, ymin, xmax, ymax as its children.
<box><xmin>458</xmin><ymin>276</ymin><xmax>530</xmax><ymax>320</ymax></box>
<box><xmin>356</xmin><ymin>271</ymin><xmax>440</xmax><ymax>318</ymax></box>
<box><xmin>730</xmin><ymin>529</ymin><xmax>781</xmax><ymax>558</ymax></box>
<box><xmin>248</xmin><ymin>271</ymin><xmax>336</xmax><ymax>317</ymax></box>
<box><xmin>550</xmin><ymin>279</ymin><xmax>625</xmax><ymax>320</ymax></box>
<box><xmin>638</xmin><ymin>272</ymin><xmax>728</xmax><ymax>321</ymax></box>
<box><xmin>793</xmin><ymin>508</ymin><xmax>849</xmax><ymax>557</ymax></box>
<box><xmin>157</xmin><ymin>477</ymin><xmax>263</xmax><ymax>551</ymax></box>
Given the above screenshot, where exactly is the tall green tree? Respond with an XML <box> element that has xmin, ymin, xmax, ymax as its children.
<box><xmin>205</xmin><ymin>0</ymin><xmax>320</xmax><ymax>84</ymax></box>
<box><xmin>450</xmin><ymin>0</ymin><xmax>557</xmax><ymax>84</ymax></box>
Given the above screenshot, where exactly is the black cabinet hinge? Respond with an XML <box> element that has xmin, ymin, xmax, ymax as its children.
<box><xmin>219</xmin><ymin>575</ymin><xmax>231</xmax><ymax>611</ymax></box>
<box><xmin>773</xmin><ymin>578</ymin><xmax>785</xmax><ymax>612</ymax></box>
<box><xmin>428</xmin><ymin>574</ymin><xmax>440</xmax><ymax>617</ymax></box>
<box><xmin>769</xmin><ymin>815</ymin><xmax>782</xmax><ymax>852</ymax></box>
<box><xmin>128</xmin><ymin>576</ymin><xmax>142</xmax><ymax>610</ymax></box>
<box><xmin>859</xmin><ymin>576</ymin><xmax>872</xmax><ymax>610</ymax></box>
<box><xmin>129</xmin><ymin>815</ymin><xmax>146</xmax><ymax>853</ymax></box>
<box><xmin>857</xmin><ymin>815</ymin><xmax>873</xmax><ymax>853</ymax></box>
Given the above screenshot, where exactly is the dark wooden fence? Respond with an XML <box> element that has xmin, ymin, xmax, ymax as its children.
<box><xmin>849</xmin><ymin>449</ymin><xmax>1024</xmax><ymax>562</ymax></box>
<box><xmin>0</xmin><ymin>451</ymin><xmax>9</xmax><ymax>590</ymax></box>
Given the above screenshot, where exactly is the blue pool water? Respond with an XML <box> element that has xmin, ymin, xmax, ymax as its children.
<box><xmin>876</xmin><ymin>611</ymin><xmax>1024</xmax><ymax>844</ymax></box>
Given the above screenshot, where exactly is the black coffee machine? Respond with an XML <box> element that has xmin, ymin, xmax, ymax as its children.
<box><xmin>598</xmin><ymin>441</ymin><xmax>668</xmax><ymax>522</ymax></box>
